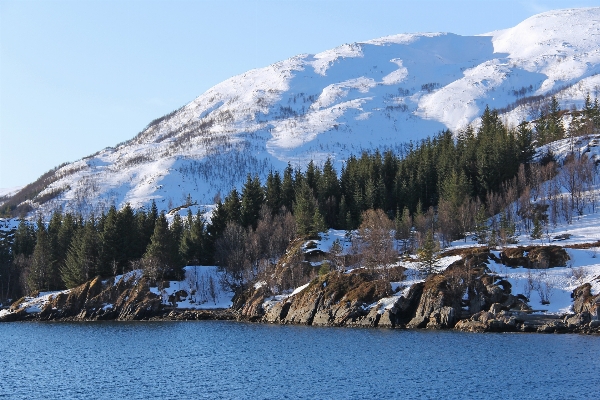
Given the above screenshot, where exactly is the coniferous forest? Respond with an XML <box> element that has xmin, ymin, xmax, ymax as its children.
<box><xmin>1</xmin><ymin>98</ymin><xmax>600</xmax><ymax>304</ymax></box>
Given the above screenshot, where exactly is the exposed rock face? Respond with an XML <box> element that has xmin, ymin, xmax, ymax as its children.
<box><xmin>240</xmin><ymin>270</ymin><xmax>425</xmax><ymax>329</ymax></box>
<box><xmin>500</xmin><ymin>245</ymin><xmax>570</xmax><ymax>268</ymax></box>
<box><xmin>572</xmin><ymin>283</ymin><xmax>599</xmax><ymax>314</ymax></box>
<box><xmin>235</xmin><ymin>247</ymin><xmax>593</xmax><ymax>333</ymax></box>
<box><xmin>407</xmin><ymin>275</ymin><xmax>461</xmax><ymax>329</ymax></box>
<box><xmin>234</xmin><ymin>286</ymin><xmax>270</xmax><ymax>322</ymax></box>
<box><xmin>262</xmin><ymin>272</ymin><xmax>391</xmax><ymax>326</ymax></box>
<box><xmin>377</xmin><ymin>283</ymin><xmax>425</xmax><ymax>328</ymax></box>
<box><xmin>4</xmin><ymin>246</ymin><xmax>598</xmax><ymax>334</ymax></box>
<box><xmin>235</xmin><ymin>247</ymin><xmax>599</xmax><ymax>333</ymax></box>
<box><xmin>454</xmin><ymin>310</ymin><xmax>561</xmax><ymax>333</ymax></box>
<box><xmin>561</xmin><ymin>282</ymin><xmax>600</xmax><ymax>333</ymax></box>
<box><xmin>1</xmin><ymin>274</ymin><xmax>165</xmax><ymax>322</ymax></box>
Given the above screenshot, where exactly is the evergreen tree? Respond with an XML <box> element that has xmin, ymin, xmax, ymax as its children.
<box><xmin>281</xmin><ymin>163</ymin><xmax>295</xmax><ymax>211</ymax></box>
<box><xmin>498</xmin><ymin>211</ymin><xmax>517</xmax><ymax>246</ymax></box>
<box><xmin>180</xmin><ymin>209</ymin><xmax>197</xmax><ymax>265</ymax></box>
<box><xmin>99</xmin><ymin>206</ymin><xmax>120</xmax><ymax>276</ymax></box>
<box><xmin>264</xmin><ymin>170</ymin><xmax>283</xmax><ymax>213</ymax></box>
<box><xmin>143</xmin><ymin>212</ymin><xmax>181</xmax><ymax>281</ymax></box>
<box><xmin>531</xmin><ymin>214</ymin><xmax>543</xmax><ymax>240</ymax></box>
<box><xmin>28</xmin><ymin>217</ymin><xmax>54</xmax><ymax>293</ymax></box>
<box><xmin>312</xmin><ymin>208</ymin><xmax>327</xmax><ymax>236</ymax></box>
<box><xmin>192</xmin><ymin>209</ymin><xmax>208</xmax><ymax>264</ymax></box>
<box><xmin>116</xmin><ymin>203</ymin><xmax>137</xmax><ymax>268</ymax></box>
<box><xmin>547</xmin><ymin>96</ymin><xmax>565</xmax><ymax>142</ymax></box>
<box><xmin>395</xmin><ymin>207</ymin><xmax>412</xmax><ymax>252</ymax></box>
<box><xmin>417</xmin><ymin>230</ymin><xmax>439</xmax><ymax>277</ymax></box>
<box><xmin>171</xmin><ymin>213</ymin><xmax>184</xmax><ymax>266</ymax></box>
<box><xmin>47</xmin><ymin>211</ymin><xmax>64</xmax><ymax>289</ymax></box>
<box><xmin>305</xmin><ymin>160</ymin><xmax>319</xmax><ymax>194</ymax></box>
<box><xmin>134</xmin><ymin>208</ymin><xmax>151</xmax><ymax>259</ymax></box>
<box><xmin>240</xmin><ymin>174</ymin><xmax>264</xmax><ymax>229</ymax></box>
<box><xmin>337</xmin><ymin>195</ymin><xmax>349</xmax><ymax>230</ymax></box>
<box><xmin>293</xmin><ymin>180</ymin><xmax>317</xmax><ymax>238</ymax></box>
<box><xmin>223</xmin><ymin>188</ymin><xmax>242</xmax><ymax>224</ymax></box>
<box><xmin>439</xmin><ymin>170</ymin><xmax>471</xmax><ymax>210</ymax></box>
<box><xmin>317</xmin><ymin>158</ymin><xmax>339</xmax><ymax>227</ymax></box>
<box><xmin>473</xmin><ymin>205</ymin><xmax>489</xmax><ymax>244</ymax></box>
<box><xmin>515</xmin><ymin>121</ymin><xmax>536</xmax><ymax>165</ymax></box>
<box><xmin>61</xmin><ymin>217</ymin><xmax>99</xmax><ymax>288</ymax></box>
<box><xmin>535</xmin><ymin>110</ymin><xmax>549</xmax><ymax>145</ymax></box>
<box><xmin>13</xmin><ymin>219</ymin><xmax>36</xmax><ymax>257</ymax></box>
<box><xmin>51</xmin><ymin>213</ymin><xmax>78</xmax><ymax>286</ymax></box>
<box><xmin>207</xmin><ymin>200</ymin><xmax>229</xmax><ymax>256</ymax></box>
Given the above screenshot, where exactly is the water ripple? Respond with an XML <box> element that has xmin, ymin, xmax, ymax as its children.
<box><xmin>0</xmin><ymin>321</ymin><xmax>598</xmax><ymax>399</ymax></box>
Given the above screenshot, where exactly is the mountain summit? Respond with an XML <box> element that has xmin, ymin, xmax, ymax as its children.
<box><xmin>5</xmin><ymin>7</ymin><xmax>600</xmax><ymax>216</ymax></box>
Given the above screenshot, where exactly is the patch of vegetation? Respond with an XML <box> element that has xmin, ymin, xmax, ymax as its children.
<box><xmin>0</xmin><ymin>163</ymin><xmax>68</xmax><ymax>217</ymax></box>
<box><xmin>35</xmin><ymin>186</ymin><xmax>69</xmax><ymax>204</ymax></box>
<box><xmin>316</xmin><ymin>271</ymin><xmax>391</xmax><ymax>304</ymax></box>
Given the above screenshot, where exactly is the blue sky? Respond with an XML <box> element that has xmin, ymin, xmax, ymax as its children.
<box><xmin>1</xmin><ymin>0</ymin><xmax>599</xmax><ymax>189</ymax></box>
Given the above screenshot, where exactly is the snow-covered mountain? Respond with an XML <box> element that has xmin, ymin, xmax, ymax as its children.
<box><xmin>9</xmin><ymin>7</ymin><xmax>600</xmax><ymax>216</ymax></box>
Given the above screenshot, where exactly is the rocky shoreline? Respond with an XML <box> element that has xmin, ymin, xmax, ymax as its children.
<box><xmin>3</xmin><ymin>303</ymin><xmax>599</xmax><ymax>335</ymax></box>
<box><xmin>2</xmin><ymin>248</ymin><xmax>599</xmax><ymax>334</ymax></box>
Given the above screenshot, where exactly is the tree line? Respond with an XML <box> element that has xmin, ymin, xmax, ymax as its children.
<box><xmin>1</xmin><ymin>96</ymin><xmax>599</xmax><ymax>303</ymax></box>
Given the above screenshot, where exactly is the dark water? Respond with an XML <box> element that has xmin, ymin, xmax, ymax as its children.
<box><xmin>0</xmin><ymin>321</ymin><xmax>598</xmax><ymax>400</ymax></box>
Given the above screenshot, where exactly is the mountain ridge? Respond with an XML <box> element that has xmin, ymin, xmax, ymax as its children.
<box><xmin>3</xmin><ymin>7</ymin><xmax>600</xmax><ymax>217</ymax></box>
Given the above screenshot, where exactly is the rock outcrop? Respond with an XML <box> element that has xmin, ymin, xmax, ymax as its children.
<box><xmin>2</xmin><ymin>274</ymin><xmax>168</xmax><ymax>322</ymax></box>
<box><xmin>3</xmin><ymin>246</ymin><xmax>599</xmax><ymax>334</ymax></box>
<box><xmin>407</xmin><ymin>274</ymin><xmax>461</xmax><ymax>329</ymax></box>
<box><xmin>233</xmin><ymin>247</ymin><xmax>599</xmax><ymax>334</ymax></box>
<box><xmin>263</xmin><ymin>272</ymin><xmax>392</xmax><ymax>326</ymax></box>
<box><xmin>499</xmin><ymin>245</ymin><xmax>570</xmax><ymax>268</ymax></box>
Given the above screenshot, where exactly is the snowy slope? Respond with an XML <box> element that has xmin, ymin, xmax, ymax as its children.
<box><xmin>9</xmin><ymin>7</ymin><xmax>600</xmax><ymax>216</ymax></box>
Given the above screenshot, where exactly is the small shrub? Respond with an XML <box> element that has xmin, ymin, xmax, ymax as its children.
<box><xmin>318</xmin><ymin>262</ymin><xmax>331</xmax><ymax>276</ymax></box>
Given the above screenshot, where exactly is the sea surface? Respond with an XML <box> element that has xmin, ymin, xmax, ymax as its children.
<box><xmin>0</xmin><ymin>321</ymin><xmax>598</xmax><ymax>399</ymax></box>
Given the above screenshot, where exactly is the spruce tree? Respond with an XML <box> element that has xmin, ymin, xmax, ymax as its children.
<box><xmin>134</xmin><ymin>209</ymin><xmax>150</xmax><ymax>259</ymax></box>
<box><xmin>417</xmin><ymin>230</ymin><xmax>439</xmax><ymax>278</ymax></box>
<box><xmin>515</xmin><ymin>121</ymin><xmax>536</xmax><ymax>165</ymax></box>
<box><xmin>337</xmin><ymin>195</ymin><xmax>348</xmax><ymax>230</ymax></box>
<box><xmin>293</xmin><ymin>180</ymin><xmax>316</xmax><ymax>238</ymax></box>
<box><xmin>143</xmin><ymin>212</ymin><xmax>180</xmax><ymax>280</ymax></box>
<box><xmin>531</xmin><ymin>214</ymin><xmax>543</xmax><ymax>241</ymax></box>
<box><xmin>317</xmin><ymin>158</ymin><xmax>339</xmax><ymax>226</ymax></box>
<box><xmin>170</xmin><ymin>213</ymin><xmax>184</xmax><ymax>267</ymax></box>
<box><xmin>116</xmin><ymin>203</ymin><xmax>136</xmax><ymax>268</ymax></box>
<box><xmin>240</xmin><ymin>174</ymin><xmax>264</xmax><ymax>229</ymax></box>
<box><xmin>28</xmin><ymin>217</ymin><xmax>54</xmax><ymax>293</ymax></box>
<box><xmin>312</xmin><ymin>208</ymin><xmax>326</xmax><ymax>237</ymax></box>
<box><xmin>61</xmin><ymin>217</ymin><xmax>99</xmax><ymax>288</ymax></box>
<box><xmin>473</xmin><ymin>206</ymin><xmax>489</xmax><ymax>244</ymax></box>
<box><xmin>265</xmin><ymin>170</ymin><xmax>283</xmax><ymax>213</ymax></box>
<box><xmin>99</xmin><ymin>206</ymin><xmax>120</xmax><ymax>276</ymax></box>
<box><xmin>47</xmin><ymin>211</ymin><xmax>64</xmax><ymax>289</ymax></box>
<box><xmin>207</xmin><ymin>200</ymin><xmax>228</xmax><ymax>255</ymax></box>
<box><xmin>281</xmin><ymin>163</ymin><xmax>295</xmax><ymax>211</ymax></box>
<box><xmin>395</xmin><ymin>207</ymin><xmax>412</xmax><ymax>252</ymax></box>
<box><xmin>180</xmin><ymin>209</ymin><xmax>197</xmax><ymax>265</ymax></box>
<box><xmin>13</xmin><ymin>219</ymin><xmax>36</xmax><ymax>257</ymax></box>
<box><xmin>547</xmin><ymin>96</ymin><xmax>565</xmax><ymax>142</ymax></box>
<box><xmin>305</xmin><ymin>160</ymin><xmax>319</xmax><ymax>193</ymax></box>
<box><xmin>223</xmin><ymin>188</ymin><xmax>241</xmax><ymax>224</ymax></box>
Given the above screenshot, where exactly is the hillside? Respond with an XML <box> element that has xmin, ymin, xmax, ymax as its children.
<box><xmin>2</xmin><ymin>7</ymin><xmax>600</xmax><ymax>217</ymax></box>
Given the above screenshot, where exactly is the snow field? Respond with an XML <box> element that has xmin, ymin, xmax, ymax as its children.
<box><xmin>12</xmin><ymin>8</ymin><xmax>600</xmax><ymax>217</ymax></box>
